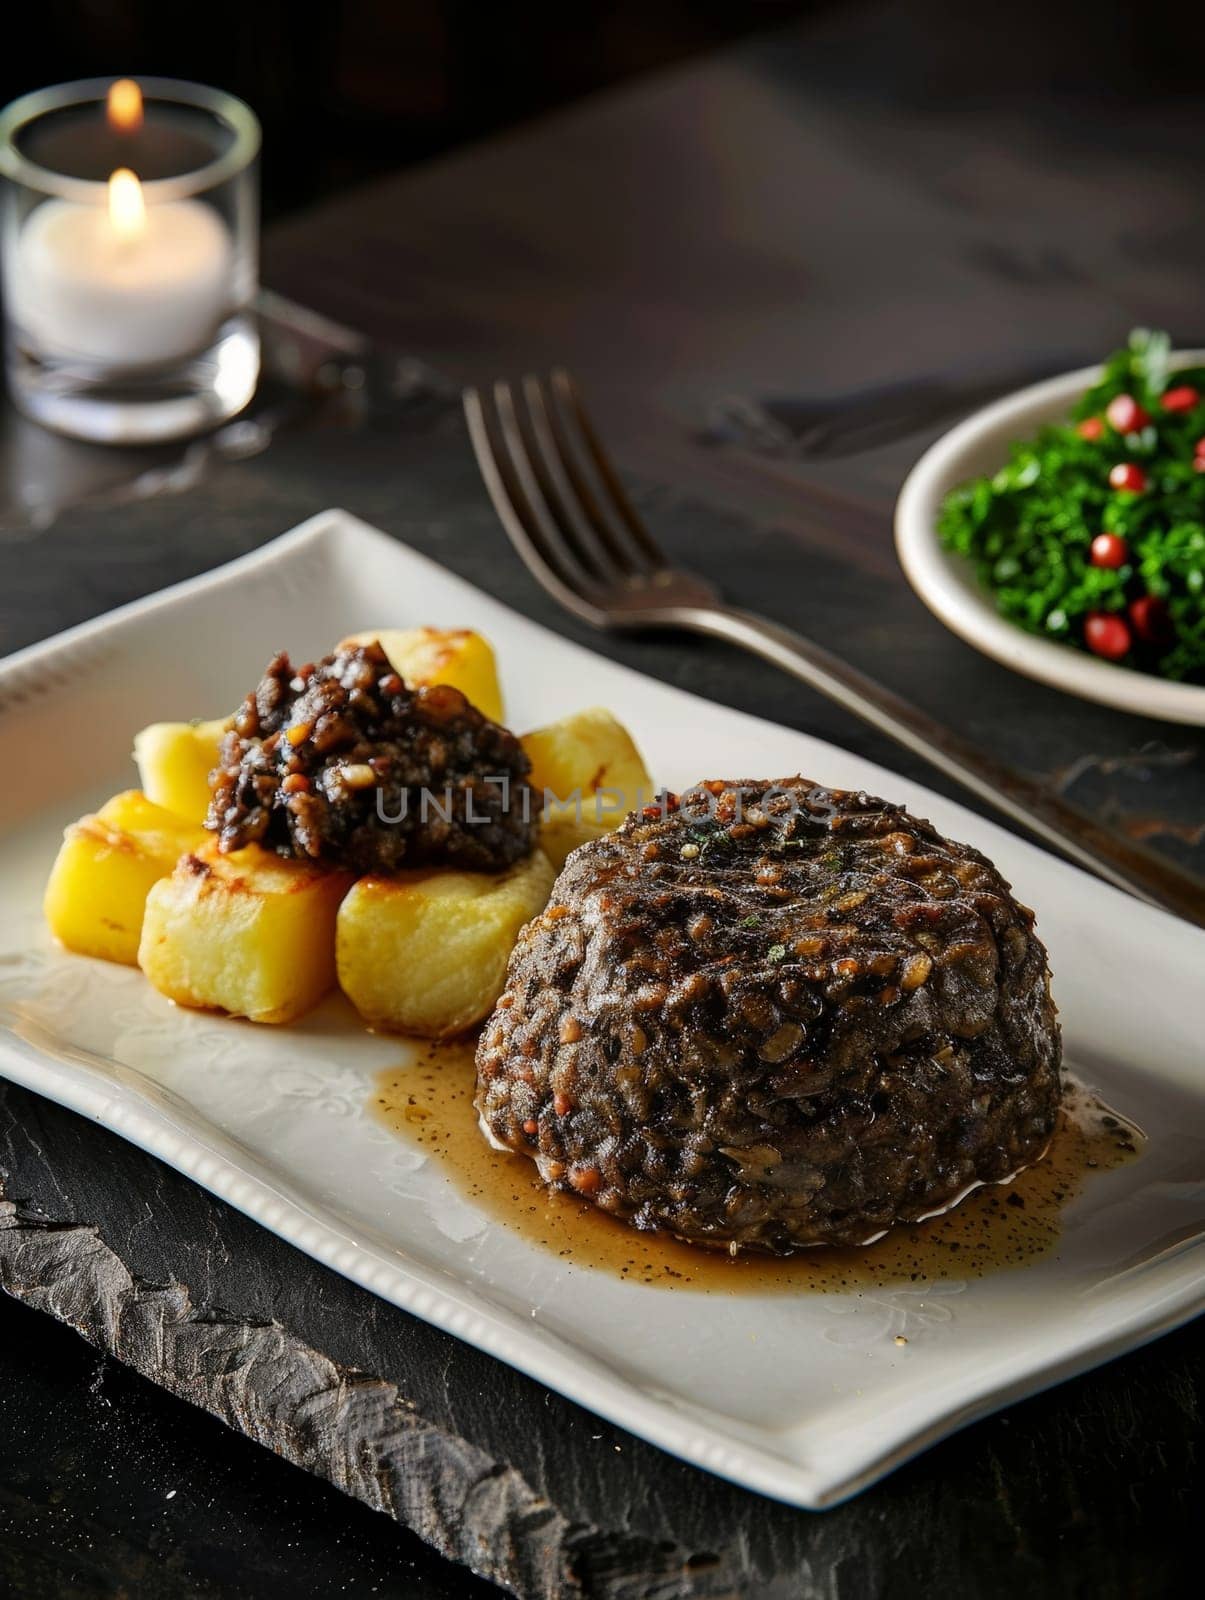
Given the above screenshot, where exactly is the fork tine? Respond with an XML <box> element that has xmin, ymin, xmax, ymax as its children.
<box><xmin>549</xmin><ymin>369</ymin><xmax>668</xmax><ymax>571</ymax></box>
<box><xmin>492</xmin><ymin>379</ymin><xmax>608</xmax><ymax>593</ymax></box>
<box><xmin>463</xmin><ymin>385</ymin><xmax>600</xmax><ymax>616</ymax></box>
<box><xmin>523</xmin><ymin>375</ymin><xmax>644</xmax><ymax>581</ymax></box>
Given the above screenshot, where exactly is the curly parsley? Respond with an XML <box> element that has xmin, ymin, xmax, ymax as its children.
<box><xmin>937</xmin><ymin>329</ymin><xmax>1205</xmax><ymax>683</ymax></box>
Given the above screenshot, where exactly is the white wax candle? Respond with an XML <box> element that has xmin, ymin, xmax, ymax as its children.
<box><xmin>8</xmin><ymin>188</ymin><xmax>232</xmax><ymax>368</ymax></box>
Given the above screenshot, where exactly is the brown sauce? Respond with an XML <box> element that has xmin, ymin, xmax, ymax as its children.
<box><xmin>372</xmin><ymin>1041</ymin><xmax>1143</xmax><ymax>1293</ymax></box>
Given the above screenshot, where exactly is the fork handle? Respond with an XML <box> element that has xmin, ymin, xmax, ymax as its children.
<box><xmin>674</xmin><ymin>604</ymin><xmax>1205</xmax><ymax>927</ymax></box>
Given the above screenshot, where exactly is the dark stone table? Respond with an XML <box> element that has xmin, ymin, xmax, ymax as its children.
<box><xmin>1</xmin><ymin>6</ymin><xmax>1201</xmax><ymax>1595</ymax></box>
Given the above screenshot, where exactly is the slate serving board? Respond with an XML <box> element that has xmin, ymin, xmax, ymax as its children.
<box><xmin>0</xmin><ymin>376</ymin><xmax>1201</xmax><ymax>1597</ymax></box>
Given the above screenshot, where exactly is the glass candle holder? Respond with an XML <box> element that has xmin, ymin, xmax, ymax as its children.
<box><xmin>0</xmin><ymin>77</ymin><xmax>260</xmax><ymax>444</ymax></box>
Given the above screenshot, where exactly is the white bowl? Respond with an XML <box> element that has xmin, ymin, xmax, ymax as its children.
<box><xmin>894</xmin><ymin>355</ymin><xmax>1205</xmax><ymax>726</ymax></box>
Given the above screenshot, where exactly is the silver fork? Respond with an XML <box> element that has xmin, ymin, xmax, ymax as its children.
<box><xmin>464</xmin><ymin>371</ymin><xmax>1205</xmax><ymax>927</ymax></box>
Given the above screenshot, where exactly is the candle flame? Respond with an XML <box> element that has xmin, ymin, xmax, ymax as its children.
<box><xmin>107</xmin><ymin>78</ymin><xmax>144</xmax><ymax>134</ymax></box>
<box><xmin>108</xmin><ymin>168</ymin><xmax>146</xmax><ymax>239</ymax></box>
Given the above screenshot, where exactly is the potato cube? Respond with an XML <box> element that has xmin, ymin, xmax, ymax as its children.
<box><xmin>521</xmin><ymin>707</ymin><xmax>653</xmax><ymax>869</ymax></box>
<box><xmin>139</xmin><ymin>839</ymin><xmax>353</xmax><ymax>1025</ymax></box>
<box><xmin>339</xmin><ymin>627</ymin><xmax>504</xmax><ymax>723</ymax></box>
<box><xmin>43</xmin><ymin>790</ymin><xmax>208</xmax><ymax>967</ymax></box>
<box><xmin>133</xmin><ymin>716</ymin><xmax>230</xmax><ymax>823</ymax></box>
<box><xmin>336</xmin><ymin>849</ymin><xmax>555</xmax><ymax>1037</ymax></box>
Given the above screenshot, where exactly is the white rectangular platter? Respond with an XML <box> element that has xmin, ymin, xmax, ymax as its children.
<box><xmin>1</xmin><ymin>509</ymin><xmax>1202</xmax><ymax>1509</ymax></box>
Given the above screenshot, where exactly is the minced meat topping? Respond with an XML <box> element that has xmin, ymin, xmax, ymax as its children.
<box><xmin>206</xmin><ymin>643</ymin><xmax>536</xmax><ymax>874</ymax></box>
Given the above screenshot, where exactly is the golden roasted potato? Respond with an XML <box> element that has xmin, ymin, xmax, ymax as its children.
<box><xmin>338</xmin><ymin>627</ymin><xmax>504</xmax><ymax>723</ymax></box>
<box><xmin>521</xmin><ymin>707</ymin><xmax>653</xmax><ymax>869</ymax></box>
<box><xmin>336</xmin><ymin>848</ymin><xmax>555</xmax><ymax>1037</ymax></box>
<box><xmin>133</xmin><ymin>716</ymin><xmax>230</xmax><ymax>823</ymax></box>
<box><xmin>43</xmin><ymin>791</ymin><xmax>208</xmax><ymax>966</ymax></box>
<box><xmin>139</xmin><ymin>839</ymin><xmax>353</xmax><ymax>1025</ymax></box>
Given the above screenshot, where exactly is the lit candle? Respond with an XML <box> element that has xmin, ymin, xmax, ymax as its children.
<box><xmin>7</xmin><ymin>81</ymin><xmax>233</xmax><ymax>369</ymax></box>
<box><xmin>1</xmin><ymin>74</ymin><xmax>259</xmax><ymax>441</ymax></box>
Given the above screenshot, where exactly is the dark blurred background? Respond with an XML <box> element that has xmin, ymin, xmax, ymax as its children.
<box><xmin>6</xmin><ymin>0</ymin><xmax>1205</xmax><ymax>224</ymax></box>
<box><xmin>2</xmin><ymin>1</ymin><xmax>820</xmax><ymax>219</ymax></box>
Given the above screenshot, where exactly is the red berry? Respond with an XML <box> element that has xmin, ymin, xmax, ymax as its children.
<box><xmin>1090</xmin><ymin>533</ymin><xmax>1129</xmax><ymax>569</ymax></box>
<box><xmin>1076</xmin><ymin>416</ymin><xmax>1104</xmax><ymax>441</ymax></box>
<box><xmin>1129</xmin><ymin>594</ymin><xmax>1174</xmax><ymax>646</ymax></box>
<box><xmin>1106</xmin><ymin>394</ymin><xmax>1151</xmax><ymax>433</ymax></box>
<box><xmin>1108</xmin><ymin>462</ymin><xmax>1147</xmax><ymax>492</ymax></box>
<box><xmin>1161</xmin><ymin>385</ymin><xmax>1201</xmax><ymax>413</ymax></box>
<box><xmin>1194</xmin><ymin>436</ymin><xmax>1205</xmax><ymax>456</ymax></box>
<box><xmin>1084</xmin><ymin>612</ymin><xmax>1131</xmax><ymax>660</ymax></box>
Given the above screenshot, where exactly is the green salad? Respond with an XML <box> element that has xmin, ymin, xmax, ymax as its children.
<box><xmin>938</xmin><ymin>329</ymin><xmax>1205</xmax><ymax>684</ymax></box>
